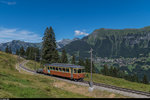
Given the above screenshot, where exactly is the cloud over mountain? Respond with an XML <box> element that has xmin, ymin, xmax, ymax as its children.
<box><xmin>0</xmin><ymin>27</ymin><xmax>42</xmax><ymax>43</ymax></box>
<box><xmin>74</xmin><ymin>30</ymin><xmax>89</xmax><ymax>36</ymax></box>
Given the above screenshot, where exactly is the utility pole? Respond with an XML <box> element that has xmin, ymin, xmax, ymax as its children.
<box><xmin>89</xmin><ymin>48</ymin><xmax>93</xmax><ymax>87</ymax></box>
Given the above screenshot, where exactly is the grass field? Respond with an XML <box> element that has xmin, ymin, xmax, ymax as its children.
<box><xmin>24</xmin><ymin>60</ymin><xmax>42</xmax><ymax>71</ymax></box>
<box><xmin>0</xmin><ymin>51</ymin><xmax>126</xmax><ymax>98</ymax></box>
<box><xmin>24</xmin><ymin>57</ymin><xmax>150</xmax><ymax>93</ymax></box>
<box><xmin>84</xmin><ymin>73</ymin><xmax>150</xmax><ymax>93</ymax></box>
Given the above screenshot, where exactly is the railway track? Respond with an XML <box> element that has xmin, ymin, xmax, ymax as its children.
<box><xmin>19</xmin><ymin>61</ymin><xmax>150</xmax><ymax>98</ymax></box>
<box><xmin>82</xmin><ymin>80</ymin><xmax>150</xmax><ymax>97</ymax></box>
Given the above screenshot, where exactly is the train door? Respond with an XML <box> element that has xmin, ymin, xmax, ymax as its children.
<box><xmin>71</xmin><ymin>68</ymin><xmax>73</xmax><ymax>79</ymax></box>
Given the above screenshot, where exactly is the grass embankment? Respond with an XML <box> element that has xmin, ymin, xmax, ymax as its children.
<box><xmin>24</xmin><ymin>60</ymin><xmax>41</xmax><ymax>71</ymax></box>
<box><xmin>85</xmin><ymin>73</ymin><xmax>150</xmax><ymax>92</ymax></box>
<box><xmin>24</xmin><ymin>59</ymin><xmax>127</xmax><ymax>98</ymax></box>
<box><xmin>0</xmin><ymin>51</ymin><xmax>126</xmax><ymax>98</ymax></box>
<box><xmin>0</xmin><ymin>52</ymin><xmax>87</xmax><ymax>98</ymax></box>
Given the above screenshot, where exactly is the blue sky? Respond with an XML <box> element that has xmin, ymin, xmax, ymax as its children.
<box><xmin>1</xmin><ymin>0</ymin><xmax>150</xmax><ymax>43</ymax></box>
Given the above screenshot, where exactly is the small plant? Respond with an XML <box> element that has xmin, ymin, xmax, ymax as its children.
<box><xmin>45</xmin><ymin>86</ymin><xmax>51</xmax><ymax>92</ymax></box>
<box><xmin>85</xmin><ymin>74</ymin><xmax>89</xmax><ymax>78</ymax></box>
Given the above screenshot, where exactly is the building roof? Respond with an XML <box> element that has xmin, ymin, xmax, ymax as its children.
<box><xmin>44</xmin><ymin>63</ymin><xmax>85</xmax><ymax>69</ymax></box>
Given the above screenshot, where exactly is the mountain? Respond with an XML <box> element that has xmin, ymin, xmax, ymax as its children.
<box><xmin>57</xmin><ymin>38</ymin><xmax>79</xmax><ymax>48</ymax></box>
<box><xmin>59</xmin><ymin>26</ymin><xmax>150</xmax><ymax>59</ymax></box>
<box><xmin>0</xmin><ymin>40</ymin><xmax>42</xmax><ymax>54</ymax></box>
<box><xmin>0</xmin><ymin>38</ymin><xmax>80</xmax><ymax>53</ymax></box>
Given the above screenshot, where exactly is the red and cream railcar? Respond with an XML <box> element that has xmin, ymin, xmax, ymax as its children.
<box><xmin>43</xmin><ymin>63</ymin><xmax>85</xmax><ymax>80</ymax></box>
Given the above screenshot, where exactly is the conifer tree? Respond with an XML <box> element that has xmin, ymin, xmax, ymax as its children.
<box><xmin>142</xmin><ymin>74</ymin><xmax>149</xmax><ymax>84</ymax></box>
<box><xmin>25</xmin><ymin>47</ymin><xmax>30</xmax><ymax>59</ymax></box>
<box><xmin>51</xmin><ymin>50</ymin><xmax>60</xmax><ymax>63</ymax></box>
<box><xmin>85</xmin><ymin>59</ymin><xmax>90</xmax><ymax>73</ymax></box>
<box><xmin>35</xmin><ymin>47</ymin><xmax>40</xmax><ymax>62</ymax></box>
<box><xmin>71</xmin><ymin>54</ymin><xmax>76</xmax><ymax>64</ymax></box>
<box><xmin>113</xmin><ymin>67</ymin><xmax>118</xmax><ymax>77</ymax></box>
<box><xmin>92</xmin><ymin>61</ymin><xmax>95</xmax><ymax>73</ymax></box>
<box><xmin>42</xmin><ymin>26</ymin><xmax>58</xmax><ymax>64</ymax></box>
<box><xmin>78</xmin><ymin>58</ymin><xmax>85</xmax><ymax>66</ymax></box>
<box><xmin>8</xmin><ymin>47</ymin><xmax>12</xmax><ymax>54</ymax></box>
<box><xmin>110</xmin><ymin>66</ymin><xmax>114</xmax><ymax>76</ymax></box>
<box><xmin>102</xmin><ymin>64</ymin><xmax>109</xmax><ymax>75</ymax></box>
<box><xmin>5</xmin><ymin>46</ymin><xmax>9</xmax><ymax>53</ymax></box>
<box><xmin>61</xmin><ymin>49</ymin><xmax>68</xmax><ymax>63</ymax></box>
<box><xmin>20</xmin><ymin>46</ymin><xmax>25</xmax><ymax>57</ymax></box>
<box><xmin>16</xmin><ymin>49</ymin><xmax>19</xmax><ymax>55</ymax></box>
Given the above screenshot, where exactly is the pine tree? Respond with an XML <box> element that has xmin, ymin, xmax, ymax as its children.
<box><xmin>20</xmin><ymin>46</ymin><xmax>25</xmax><ymax>57</ymax></box>
<box><xmin>102</xmin><ymin>64</ymin><xmax>109</xmax><ymax>75</ymax></box>
<box><xmin>5</xmin><ymin>46</ymin><xmax>9</xmax><ymax>53</ymax></box>
<box><xmin>142</xmin><ymin>74</ymin><xmax>149</xmax><ymax>84</ymax></box>
<box><xmin>92</xmin><ymin>61</ymin><xmax>95</xmax><ymax>73</ymax></box>
<box><xmin>109</xmin><ymin>66</ymin><xmax>114</xmax><ymax>76</ymax></box>
<box><xmin>61</xmin><ymin>49</ymin><xmax>68</xmax><ymax>63</ymax></box>
<box><xmin>113</xmin><ymin>67</ymin><xmax>118</xmax><ymax>77</ymax></box>
<box><xmin>42</xmin><ymin>26</ymin><xmax>58</xmax><ymax>64</ymax></box>
<box><xmin>8</xmin><ymin>47</ymin><xmax>12</xmax><ymax>54</ymax></box>
<box><xmin>35</xmin><ymin>47</ymin><xmax>40</xmax><ymax>62</ymax></box>
<box><xmin>25</xmin><ymin>47</ymin><xmax>30</xmax><ymax>59</ymax></box>
<box><xmin>51</xmin><ymin>50</ymin><xmax>60</xmax><ymax>63</ymax></box>
<box><xmin>85</xmin><ymin>59</ymin><xmax>90</xmax><ymax>73</ymax></box>
<box><xmin>16</xmin><ymin>49</ymin><xmax>19</xmax><ymax>55</ymax></box>
<box><xmin>134</xmin><ymin>74</ymin><xmax>139</xmax><ymax>82</ymax></box>
<box><xmin>78</xmin><ymin>58</ymin><xmax>85</xmax><ymax>66</ymax></box>
<box><xmin>71</xmin><ymin>54</ymin><xmax>76</xmax><ymax>64</ymax></box>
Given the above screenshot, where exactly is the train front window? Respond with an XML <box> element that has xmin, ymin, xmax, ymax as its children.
<box><xmin>78</xmin><ymin>69</ymin><xmax>82</xmax><ymax>73</ymax></box>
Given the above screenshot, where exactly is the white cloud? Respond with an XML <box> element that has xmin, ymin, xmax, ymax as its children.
<box><xmin>74</xmin><ymin>30</ymin><xmax>89</xmax><ymax>36</ymax></box>
<box><xmin>0</xmin><ymin>1</ymin><xmax>16</xmax><ymax>5</ymax></box>
<box><xmin>0</xmin><ymin>27</ymin><xmax>42</xmax><ymax>43</ymax></box>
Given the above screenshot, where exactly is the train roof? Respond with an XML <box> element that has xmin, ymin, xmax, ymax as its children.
<box><xmin>44</xmin><ymin>63</ymin><xmax>85</xmax><ymax>69</ymax></box>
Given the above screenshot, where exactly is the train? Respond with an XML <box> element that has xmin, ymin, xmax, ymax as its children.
<box><xmin>37</xmin><ymin>63</ymin><xmax>85</xmax><ymax>81</ymax></box>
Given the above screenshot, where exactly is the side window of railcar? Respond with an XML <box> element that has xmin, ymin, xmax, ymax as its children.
<box><xmin>48</xmin><ymin>66</ymin><xmax>49</xmax><ymax>70</ymax></box>
<box><xmin>59</xmin><ymin>68</ymin><xmax>62</xmax><ymax>71</ymax></box>
<box><xmin>66</xmin><ymin>68</ymin><xmax>69</xmax><ymax>72</ymax></box>
<box><xmin>62</xmin><ymin>68</ymin><xmax>65</xmax><ymax>72</ymax></box>
<box><xmin>78</xmin><ymin>69</ymin><xmax>82</xmax><ymax>73</ymax></box>
<box><xmin>53</xmin><ymin>67</ymin><xmax>55</xmax><ymax>70</ymax></box>
<box><xmin>74</xmin><ymin>69</ymin><xmax>77</xmax><ymax>73</ymax></box>
<box><xmin>56</xmin><ymin>67</ymin><xmax>58</xmax><ymax>71</ymax></box>
<box><xmin>50</xmin><ymin>67</ymin><xmax>52</xmax><ymax>70</ymax></box>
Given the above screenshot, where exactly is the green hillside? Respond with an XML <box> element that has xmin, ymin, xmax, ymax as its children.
<box><xmin>85</xmin><ymin>73</ymin><xmax>150</xmax><ymax>92</ymax></box>
<box><xmin>24</xmin><ymin>58</ymin><xmax>150</xmax><ymax>93</ymax></box>
<box><xmin>0</xmin><ymin>51</ymin><xmax>88</xmax><ymax>98</ymax></box>
<box><xmin>0</xmin><ymin>51</ymin><xmax>126</xmax><ymax>98</ymax></box>
<box><xmin>60</xmin><ymin>26</ymin><xmax>150</xmax><ymax>59</ymax></box>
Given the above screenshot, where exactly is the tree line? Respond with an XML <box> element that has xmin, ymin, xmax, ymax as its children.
<box><xmin>100</xmin><ymin>64</ymin><xmax>149</xmax><ymax>84</ymax></box>
<box><xmin>5</xmin><ymin>46</ymin><xmax>12</xmax><ymax>54</ymax></box>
